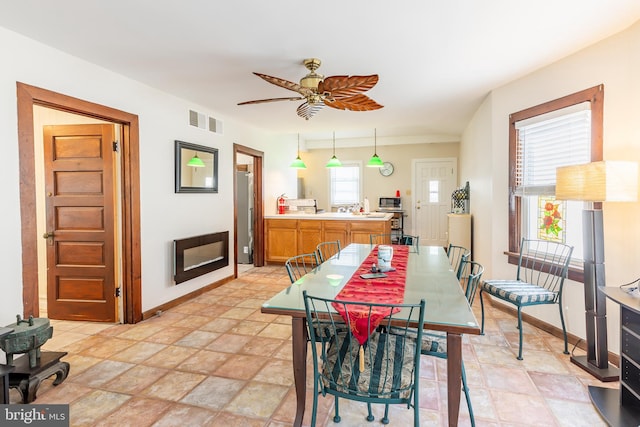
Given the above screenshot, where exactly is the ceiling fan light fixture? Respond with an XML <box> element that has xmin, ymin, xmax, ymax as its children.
<box><xmin>300</xmin><ymin>72</ymin><xmax>324</xmax><ymax>89</ymax></box>
<box><xmin>187</xmin><ymin>153</ymin><xmax>206</xmax><ymax>167</ymax></box>
<box><xmin>290</xmin><ymin>134</ymin><xmax>307</xmax><ymax>169</ymax></box>
<box><xmin>366</xmin><ymin>128</ymin><xmax>384</xmax><ymax>167</ymax></box>
<box><xmin>326</xmin><ymin>131</ymin><xmax>342</xmax><ymax>168</ymax></box>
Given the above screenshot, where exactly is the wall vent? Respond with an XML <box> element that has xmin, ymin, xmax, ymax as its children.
<box><xmin>189</xmin><ymin>110</ymin><xmax>206</xmax><ymax>129</ymax></box>
<box><xmin>209</xmin><ymin>117</ymin><xmax>223</xmax><ymax>135</ymax></box>
<box><xmin>189</xmin><ymin>110</ymin><xmax>223</xmax><ymax>135</ymax></box>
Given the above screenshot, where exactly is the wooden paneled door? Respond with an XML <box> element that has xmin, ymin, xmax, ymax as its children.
<box><xmin>43</xmin><ymin>124</ymin><xmax>118</xmax><ymax>322</ymax></box>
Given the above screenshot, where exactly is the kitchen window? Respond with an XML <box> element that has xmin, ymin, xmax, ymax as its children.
<box><xmin>508</xmin><ymin>85</ymin><xmax>603</xmax><ymax>282</ymax></box>
<box><xmin>329</xmin><ymin>161</ymin><xmax>362</xmax><ymax>207</ymax></box>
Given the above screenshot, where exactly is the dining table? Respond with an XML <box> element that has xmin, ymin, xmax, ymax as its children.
<box><xmin>261</xmin><ymin>243</ymin><xmax>481</xmax><ymax>427</ymax></box>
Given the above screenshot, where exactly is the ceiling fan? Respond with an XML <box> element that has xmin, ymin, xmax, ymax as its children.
<box><xmin>238</xmin><ymin>58</ymin><xmax>383</xmax><ymax>120</ymax></box>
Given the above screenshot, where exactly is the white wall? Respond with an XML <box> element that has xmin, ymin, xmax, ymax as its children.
<box><xmin>0</xmin><ymin>26</ymin><xmax>297</xmax><ymax>325</ymax></box>
<box><xmin>461</xmin><ymin>20</ymin><xmax>640</xmax><ymax>353</ymax></box>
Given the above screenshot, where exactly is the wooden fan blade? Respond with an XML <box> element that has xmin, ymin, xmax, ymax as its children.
<box><xmin>238</xmin><ymin>96</ymin><xmax>303</xmax><ymax>105</ymax></box>
<box><xmin>319</xmin><ymin>75</ymin><xmax>379</xmax><ymax>98</ymax></box>
<box><xmin>254</xmin><ymin>72</ymin><xmax>314</xmax><ymax>97</ymax></box>
<box><xmin>324</xmin><ymin>94</ymin><xmax>383</xmax><ymax>111</ymax></box>
<box><xmin>297</xmin><ymin>102</ymin><xmax>324</xmax><ymax>120</ymax></box>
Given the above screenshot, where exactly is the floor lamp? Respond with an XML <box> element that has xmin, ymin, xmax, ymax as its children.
<box><xmin>556</xmin><ymin>161</ymin><xmax>638</xmax><ymax>382</ymax></box>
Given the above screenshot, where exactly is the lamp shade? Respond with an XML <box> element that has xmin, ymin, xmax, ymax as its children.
<box><xmin>290</xmin><ymin>156</ymin><xmax>307</xmax><ymax>169</ymax></box>
<box><xmin>366</xmin><ymin>154</ymin><xmax>384</xmax><ymax>167</ymax></box>
<box><xmin>556</xmin><ymin>161</ymin><xmax>638</xmax><ymax>202</ymax></box>
<box><xmin>187</xmin><ymin>153</ymin><xmax>206</xmax><ymax>167</ymax></box>
<box><xmin>326</xmin><ymin>155</ymin><xmax>342</xmax><ymax>168</ymax></box>
<box><xmin>366</xmin><ymin>128</ymin><xmax>383</xmax><ymax>167</ymax></box>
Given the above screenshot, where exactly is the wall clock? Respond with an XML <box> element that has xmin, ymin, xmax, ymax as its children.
<box><xmin>379</xmin><ymin>161</ymin><xmax>394</xmax><ymax>177</ymax></box>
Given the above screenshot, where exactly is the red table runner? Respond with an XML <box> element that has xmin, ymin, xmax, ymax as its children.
<box><xmin>332</xmin><ymin>245</ymin><xmax>409</xmax><ymax>345</ymax></box>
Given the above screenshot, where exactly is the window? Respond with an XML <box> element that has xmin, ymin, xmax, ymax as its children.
<box><xmin>509</xmin><ymin>85</ymin><xmax>603</xmax><ymax>282</ymax></box>
<box><xmin>329</xmin><ymin>161</ymin><xmax>362</xmax><ymax>207</ymax></box>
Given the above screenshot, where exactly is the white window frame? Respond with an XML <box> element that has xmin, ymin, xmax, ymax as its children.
<box><xmin>328</xmin><ymin>160</ymin><xmax>363</xmax><ymax>208</ymax></box>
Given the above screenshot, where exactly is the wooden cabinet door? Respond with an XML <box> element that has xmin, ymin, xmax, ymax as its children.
<box><xmin>298</xmin><ymin>220</ymin><xmax>323</xmax><ymax>255</ymax></box>
<box><xmin>350</xmin><ymin>220</ymin><xmax>392</xmax><ymax>244</ymax></box>
<box><xmin>323</xmin><ymin>220</ymin><xmax>350</xmax><ymax>247</ymax></box>
<box><xmin>265</xmin><ymin>219</ymin><xmax>298</xmax><ymax>262</ymax></box>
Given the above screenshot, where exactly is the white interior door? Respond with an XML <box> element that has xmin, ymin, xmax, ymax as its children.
<box><xmin>412</xmin><ymin>158</ymin><xmax>456</xmax><ymax>246</ymax></box>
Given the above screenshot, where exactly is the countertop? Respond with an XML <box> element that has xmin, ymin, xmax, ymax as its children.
<box><xmin>264</xmin><ymin>212</ymin><xmax>393</xmax><ymax>221</ymax></box>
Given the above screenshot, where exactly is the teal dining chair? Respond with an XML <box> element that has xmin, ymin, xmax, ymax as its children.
<box><xmin>390</xmin><ymin>259</ymin><xmax>484</xmax><ymax>426</ymax></box>
<box><xmin>370</xmin><ymin>233</ymin><xmax>419</xmax><ymax>247</ymax></box>
<box><xmin>302</xmin><ymin>291</ymin><xmax>426</xmax><ymax>426</ymax></box>
<box><xmin>316</xmin><ymin>240</ymin><xmax>341</xmax><ymax>263</ymax></box>
<box><xmin>447</xmin><ymin>244</ymin><xmax>470</xmax><ymax>280</ymax></box>
<box><xmin>285</xmin><ymin>252</ymin><xmax>319</xmax><ymax>284</ymax></box>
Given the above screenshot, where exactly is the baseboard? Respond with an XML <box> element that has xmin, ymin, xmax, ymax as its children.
<box><xmin>141</xmin><ymin>274</ymin><xmax>235</xmax><ymax>320</ymax></box>
<box><xmin>484</xmin><ymin>296</ymin><xmax>620</xmax><ymax>368</ymax></box>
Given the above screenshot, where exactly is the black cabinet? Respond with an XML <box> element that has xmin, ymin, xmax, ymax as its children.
<box><xmin>385</xmin><ymin>210</ymin><xmax>404</xmax><ymax>243</ymax></box>
<box><xmin>589</xmin><ymin>287</ymin><xmax>640</xmax><ymax>426</ymax></box>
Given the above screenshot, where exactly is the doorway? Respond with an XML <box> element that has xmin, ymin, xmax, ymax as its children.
<box><xmin>412</xmin><ymin>158</ymin><xmax>457</xmax><ymax>246</ymax></box>
<box><xmin>233</xmin><ymin>143</ymin><xmax>264</xmax><ymax>277</ymax></box>
<box><xmin>17</xmin><ymin>83</ymin><xmax>142</xmax><ymax>323</ymax></box>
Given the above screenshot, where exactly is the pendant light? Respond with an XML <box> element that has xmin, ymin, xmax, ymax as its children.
<box><xmin>290</xmin><ymin>134</ymin><xmax>307</xmax><ymax>169</ymax></box>
<box><xmin>366</xmin><ymin>128</ymin><xmax>384</xmax><ymax>167</ymax></box>
<box><xmin>326</xmin><ymin>131</ymin><xmax>342</xmax><ymax>168</ymax></box>
<box><xmin>187</xmin><ymin>152</ymin><xmax>206</xmax><ymax>167</ymax></box>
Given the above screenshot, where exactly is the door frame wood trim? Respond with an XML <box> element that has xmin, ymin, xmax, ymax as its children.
<box><xmin>16</xmin><ymin>82</ymin><xmax>142</xmax><ymax>323</ymax></box>
<box><xmin>233</xmin><ymin>143</ymin><xmax>264</xmax><ymax>276</ymax></box>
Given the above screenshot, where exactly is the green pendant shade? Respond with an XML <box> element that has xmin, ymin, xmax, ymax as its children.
<box><xmin>326</xmin><ymin>155</ymin><xmax>342</xmax><ymax>168</ymax></box>
<box><xmin>290</xmin><ymin>156</ymin><xmax>307</xmax><ymax>169</ymax></box>
<box><xmin>366</xmin><ymin>128</ymin><xmax>383</xmax><ymax>167</ymax></box>
<box><xmin>187</xmin><ymin>153</ymin><xmax>206</xmax><ymax>167</ymax></box>
<box><xmin>290</xmin><ymin>134</ymin><xmax>307</xmax><ymax>169</ymax></box>
<box><xmin>367</xmin><ymin>153</ymin><xmax>384</xmax><ymax>167</ymax></box>
<box><xmin>326</xmin><ymin>131</ymin><xmax>342</xmax><ymax>168</ymax></box>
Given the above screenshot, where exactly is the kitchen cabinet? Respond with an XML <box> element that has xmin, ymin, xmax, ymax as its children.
<box><xmin>264</xmin><ymin>215</ymin><xmax>391</xmax><ymax>263</ymax></box>
<box><xmin>298</xmin><ymin>220</ymin><xmax>323</xmax><ymax>255</ymax></box>
<box><xmin>265</xmin><ymin>219</ymin><xmax>298</xmax><ymax>263</ymax></box>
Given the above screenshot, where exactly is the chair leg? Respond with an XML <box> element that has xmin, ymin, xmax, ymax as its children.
<box><xmin>558</xmin><ymin>300</ymin><xmax>569</xmax><ymax>355</ymax></box>
<box><xmin>367</xmin><ymin>403</ymin><xmax>374</xmax><ymax>422</ymax></box>
<box><xmin>333</xmin><ymin>396</ymin><xmax>341</xmax><ymax>423</ymax></box>
<box><xmin>479</xmin><ymin>290</ymin><xmax>486</xmax><ymax>335</ymax></box>
<box><xmin>311</xmin><ymin>381</ymin><xmax>320</xmax><ymax>426</ymax></box>
<box><xmin>517</xmin><ymin>307</ymin><xmax>524</xmax><ymax>360</ymax></box>
<box><xmin>381</xmin><ymin>403</ymin><xmax>389</xmax><ymax>424</ymax></box>
<box><xmin>461</xmin><ymin>361</ymin><xmax>475</xmax><ymax>427</ymax></box>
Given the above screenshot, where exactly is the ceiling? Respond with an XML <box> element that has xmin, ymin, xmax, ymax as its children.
<box><xmin>2</xmin><ymin>1</ymin><xmax>640</xmax><ymax>141</ymax></box>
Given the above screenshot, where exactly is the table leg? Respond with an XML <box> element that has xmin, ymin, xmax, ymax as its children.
<box><xmin>292</xmin><ymin>317</ymin><xmax>308</xmax><ymax>427</ymax></box>
<box><xmin>447</xmin><ymin>332</ymin><xmax>462</xmax><ymax>427</ymax></box>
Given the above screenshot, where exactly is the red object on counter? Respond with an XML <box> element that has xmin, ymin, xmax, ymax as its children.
<box><xmin>396</xmin><ymin>190</ymin><xmax>400</xmax><ymax>197</ymax></box>
<box><xmin>277</xmin><ymin>195</ymin><xmax>286</xmax><ymax>214</ymax></box>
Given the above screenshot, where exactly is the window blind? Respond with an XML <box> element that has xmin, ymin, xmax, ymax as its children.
<box><xmin>330</xmin><ymin>164</ymin><xmax>361</xmax><ymax>205</ymax></box>
<box><xmin>515</xmin><ymin>107</ymin><xmax>591</xmax><ymax>196</ymax></box>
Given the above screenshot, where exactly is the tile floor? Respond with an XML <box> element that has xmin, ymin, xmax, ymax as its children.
<box><xmin>11</xmin><ymin>265</ymin><xmax>616</xmax><ymax>426</ymax></box>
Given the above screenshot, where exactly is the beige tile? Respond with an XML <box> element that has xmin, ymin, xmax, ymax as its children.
<box><xmin>109</xmin><ymin>341</ymin><xmax>167</xmax><ymax>363</ymax></box>
<box><xmin>103</xmin><ymin>364</ymin><xmax>169</xmax><ymax>394</ymax></box>
<box><xmin>225</xmin><ymin>381</ymin><xmax>289</xmax><ymax>418</ymax></box>
<box><xmin>70</xmin><ymin>389</ymin><xmax>132</xmax><ymax>426</ymax></box>
<box><xmin>143</xmin><ymin>345</ymin><xmax>198</xmax><ymax>369</ymax></box>
<box><xmin>176</xmin><ymin>349</ymin><xmax>230</xmax><ymax>374</ymax></box>
<box><xmin>151</xmin><ymin>403</ymin><xmax>217</xmax><ymax>426</ymax></box>
<box><xmin>180</xmin><ymin>376</ymin><xmax>245</xmax><ymax>410</ymax></box>
<box><xmin>94</xmin><ymin>396</ymin><xmax>171</xmax><ymax>427</ymax></box>
<box><xmin>141</xmin><ymin>370</ymin><xmax>206</xmax><ymax>401</ymax></box>
<box><xmin>206</xmin><ymin>333</ymin><xmax>252</xmax><ymax>353</ymax></box>
<box><xmin>70</xmin><ymin>360</ymin><xmax>136</xmax><ymax>388</ymax></box>
<box><xmin>214</xmin><ymin>354</ymin><xmax>268</xmax><ymax>380</ymax></box>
